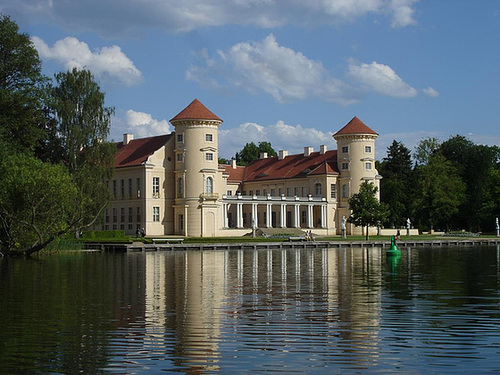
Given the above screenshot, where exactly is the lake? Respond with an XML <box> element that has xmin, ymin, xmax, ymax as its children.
<box><xmin>1</xmin><ymin>245</ymin><xmax>499</xmax><ymax>373</ymax></box>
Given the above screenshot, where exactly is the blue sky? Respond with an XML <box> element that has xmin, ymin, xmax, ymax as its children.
<box><xmin>3</xmin><ymin>1</ymin><xmax>499</xmax><ymax>160</ymax></box>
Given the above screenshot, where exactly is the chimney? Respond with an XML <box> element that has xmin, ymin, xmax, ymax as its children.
<box><xmin>231</xmin><ymin>159</ymin><xmax>237</xmax><ymax>169</ymax></box>
<box><xmin>123</xmin><ymin>133</ymin><xmax>134</xmax><ymax>145</ymax></box>
<box><xmin>278</xmin><ymin>150</ymin><xmax>288</xmax><ymax>160</ymax></box>
<box><xmin>320</xmin><ymin>145</ymin><xmax>327</xmax><ymax>154</ymax></box>
<box><xmin>304</xmin><ymin>146</ymin><xmax>313</xmax><ymax>157</ymax></box>
<box><xmin>260</xmin><ymin>152</ymin><xmax>268</xmax><ymax>159</ymax></box>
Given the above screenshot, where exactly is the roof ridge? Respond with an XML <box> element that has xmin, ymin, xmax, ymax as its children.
<box><xmin>170</xmin><ymin>98</ymin><xmax>222</xmax><ymax>122</ymax></box>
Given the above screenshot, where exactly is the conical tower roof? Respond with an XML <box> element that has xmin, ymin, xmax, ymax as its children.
<box><xmin>170</xmin><ymin>98</ymin><xmax>222</xmax><ymax>123</ymax></box>
<box><xmin>333</xmin><ymin>116</ymin><xmax>377</xmax><ymax>137</ymax></box>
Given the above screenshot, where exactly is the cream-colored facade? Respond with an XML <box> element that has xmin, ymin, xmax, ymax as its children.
<box><xmin>102</xmin><ymin>99</ymin><xmax>381</xmax><ymax>237</ymax></box>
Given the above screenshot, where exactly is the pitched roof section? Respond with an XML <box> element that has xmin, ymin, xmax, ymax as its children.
<box><xmin>334</xmin><ymin>116</ymin><xmax>378</xmax><ymax>137</ymax></box>
<box><xmin>170</xmin><ymin>98</ymin><xmax>222</xmax><ymax>123</ymax></box>
<box><xmin>114</xmin><ymin>134</ymin><xmax>172</xmax><ymax>168</ymax></box>
<box><xmin>223</xmin><ymin>165</ymin><xmax>246</xmax><ymax>182</ymax></box>
<box><xmin>225</xmin><ymin>150</ymin><xmax>338</xmax><ymax>183</ymax></box>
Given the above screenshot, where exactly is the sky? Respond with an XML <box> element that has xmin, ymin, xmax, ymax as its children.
<box><xmin>3</xmin><ymin>0</ymin><xmax>499</xmax><ymax>160</ymax></box>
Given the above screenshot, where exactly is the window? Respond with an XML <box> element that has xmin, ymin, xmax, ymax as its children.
<box><xmin>136</xmin><ymin>207</ymin><xmax>141</xmax><ymax>222</ymax></box>
<box><xmin>294</xmin><ymin>187</ymin><xmax>299</xmax><ymax>196</ymax></box>
<box><xmin>206</xmin><ymin>153</ymin><xmax>213</xmax><ymax>161</ymax></box>
<box><xmin>342</xmin><ymin>184</ymin><xmax>349</xmax><ymax>199</ymax></box>
<box><xmin>105</xmin><ymin>209</ymin><xmax>109</xmax><ymax>223</ymax></box>
<box><xmin>128</xmin><ymin>207</ymin><xmax>133</xmax><ymax>222</ymax></box>
<box><xmin>286</xmin><ymin>187</ymin><xmax>291</xmax><ymax>196</ymax></box>
<box><xmin>112</xmin><ymin>208</ymin><xmax>117</xmax><ymax>223</ymax></box>
<box><xmin>137</xmin><ymin>178</ymin><xmax>141</xmax><ymax>197</ymax></box>
<box><xmin>179</xmin><ymin>214</ymin><xmax>184</xmax><ymax>231</ymax></box>
<box><xmin>205</xmin><ymin>133</ymin><xmax>213</xmax><ymax>142</ymax></box>
<box><xmin>206</xmin><ymin>177</ymin><xmax>213</xmax><ymax>194</ymax></box>
<box><xmin>301</xmin><ymin>211</ymin><xmax>307</xmax><ymax>224</ymax></box>
<box><xmin>342</xmin><ymin>162</ymin><xmax>349</xmax><ymax>170</ymax></box>
<box><xmin>120</xmin><ymin>208</ymin><xmax>125</xmax><ymax>223</ymax></box>
<box><xmin>331</xmin><ymin>184</ymin><xmax>336</xmax><ymax>199</ymax></box>
<box><xmin>365</xmin><ymin>145</ymin><xmax>372</xmax><ymax>153</ymax></box>
<box><xmin>177</xmin><ymin>153</ymin><xmax>183</xmax><ymax>162</ymax></box>
<box><xmin>121</xmin><ymin>179</ymin><xmax>125</xmax><ymax>198</ymax></box>
<box><xmin>227</xmin><ymin>190</ymin><xmax>232</xmax><ymax>196</ymax></box>
<box><xmin>177</xmin><ymin>178</ymin><xmax>183</xmax><ymax>198</ymax></box>
<box><xmin>314</xmin><ymin>183</ymin><xmax>322</xmax><ymax>197</ymax></box>
<box><xmin>342</xmin><ymin>146</ymin><xmax>348</xmax><ymax>153</ymax></box>
<box><xmin>113</xmin><ymin>180</ymin><xmax>117</xmax><ymax>198</ymax></box>
<box><xmin>271</xmin><ymin>189</ymin><xmax>276</xmax><ymax>196</ymax></box>
<box><xmin>249</xmin><ymin>190</ymin><xmax>253</xmax><ymax>196</ymax></box>
<box><xmin>256</xmin><ymin>190</ymin><xmax>260</xmax><ymax>196</ymax></box>
<box><xmin>128</xmin><ymin>179</ymin><xmax>132</xmax><ymax>198</ymax></box>
<box><xmin>177</xmin><ymin>133</ymin><xmax>183</xmax><ymax>143</ymax></box>
<box><xmin>365</xmin><ymin>162</ymin><xmax>372</xmax><ymax>170</ymax></box>
<box><xmin>153</xmin><ymin>206</ymin><xmax>160</xmax><ymax>222</ymax></box>
<box><xmin>263</xmin><ymin>189</ymin><xmax>267</xmax><ymax>196</ymax></box>
<box><xmin>278</xmin><ymin>188</ymin><xmax>283</xmax><ymax>196</ymax></box>
<box><xmin>302</xmin><ymin>187</ymin><xmax>306</xmax><ymax>197</ymax></box>
<box><xmin>153</xmin><ymin>177</ymin><xmax>160</xmax><ymax>196</ymax></box>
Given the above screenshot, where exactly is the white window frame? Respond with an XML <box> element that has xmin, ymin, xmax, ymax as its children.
<box><xmin>365</xmin><ymin>145</ymin><xmax>372</xmax><ymax>153</ymax></box>
<box><xmin>153</xmin><ymin>206</ymin><xmax>160</xmax><ymax>222</ymax></box>
<box><xmin>365</xmin><ymin>162</ymin><xmax>372</xmax><ymax>170</ymax></box>
<box><xmin>153</xmin><ymin>177</ymin><xmax>160</xmax><ymax>197</ymax></box>
<box><xmin>205</xmin><ymin>133</ymin><xmax>213</xmax><ymax>142</ymax></box>
<box><xmin>206</xmin><ymin>153</ymin><xmax>214</xmax><ymax>161</ymax></box>
<box><xmin>206</xmin><ymin>177</ymin><xmax>213</xmax><ymax>194</ymax></box>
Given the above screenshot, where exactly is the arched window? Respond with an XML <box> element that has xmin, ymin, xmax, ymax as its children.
<box><xmin>314</xmin><ymin>183</ymin><xmax>322</xmax><ymax>197</ymax></box>
<box><xmin>206</xmin><ymin>177</ymin><xmax>213</xmax><ymax>194</ymax></box>
<box><xmin>177</xmin><ymin>177</ymin><xmax>183</xmax><ymax>198</ymax></box>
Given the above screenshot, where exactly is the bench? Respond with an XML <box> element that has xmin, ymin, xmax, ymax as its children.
<box><xmin>152</xmin><ymin>238</ymin><xmax>184</xmax><ymax>244</ymax></box>
<box><xmin>289</xmin><ymin>236</ymin><xmax>306</xmax><ymax>242</ymax></box>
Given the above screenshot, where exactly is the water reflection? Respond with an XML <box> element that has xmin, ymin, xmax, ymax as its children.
<box><xmin>1</xmin><ymin>246</ymin><xmax>499</xmax><ymax>373</ymax></box>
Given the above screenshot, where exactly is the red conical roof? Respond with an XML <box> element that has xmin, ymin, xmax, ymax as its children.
<box><xmin>170</xmin><ymin>98</ymin><xmax>222</xmax><ymax>123</ymax></box>
<box><xmin>334</xmin><ymin>116</ymin><xmax>377</xmax><ymax>137</ymax></box>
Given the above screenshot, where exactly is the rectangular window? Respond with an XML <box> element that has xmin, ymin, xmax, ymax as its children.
<box><xmin>206</xmin><ymin>153</ymin><xmax>213</xmax><ymax>161</ymax></box>
<box><xmin>342</xmin><ymin>146</ymin><xmax>348</xmax><ymax>153</ymax></box>
<box><xmin>365</xmin><ymin>162</ymin><xmax>372</xmax><ymax>170</ymax></box>
<box><xmin>227</xmin><ymin>190</ymin><xmax>232</xmax><ymax>196</ymax></box>
<box><xmin>113</xmin><ymin>180</ymin><xmax>117</xmax><ymax>198</ymax></box>
<box><xmin>120</xmin><ymin>224</ymin><xmax>124</xmax><ymax>230</ymax></box>
<box><xmin>128</xmin><ymin>207</ymin><xmax>133</xmax><ymax>222</ymax></box>
<box><xmin>263</xmin><ymin>189</ymin><xmax>267</xmax><ymax>196</ymax></box>
<box><xmin>205</xmin><ymin>133</ymin><xmax>213</xmax><ymax>142</ymax></box>
<box><xmin>128</xmin><ymin>224</ymin><xmax>133</xmax><ymax>230</ymax></box>
<box><xmin>286</xmin><ymin>187</ymin><xmax>291</xmax><ymax>196</ymax></box>
<box><xmin>153</xmin><ymin>206</ymin><xmax>160</xmax><ymax>222</ymax></box>
<box><xmin>137</xmin><ymin>178</ymin><xmax>141</xmax><ymax>197</ymax></box>
<box><xmin>294</xmin><ymin>187</ymin><xmax>299</xmax><ymax>196</ymax></box>
<box><xmin>105</xmin><ymin>209</ymin><xmax>109</xmax><ymax>223</ymax></box>
<box><xmin>331</xmin><ymin>184</ymin><xmax>336</xmax><ymax>199</ymax></box>
<box><xmin>177</xmin><ymin>153</ymin><xmax>183</xmax><ymax>162</ymax></box>
<box><xmin>271</xmin><ymin>189</ymin><xmax>276</xmax><ymax>196</ymax></box>
<box><xmin>301</xmin><ymin>211</ymin><xmax>307</xmax><ymax>224</ymax></box>
<box><xmin>342</xmin><ymin>184</ymin><xmax>349</xmax><ymax>199</ymax></box>
<box><xmin>120</xmin><ymin>208</ymin><xmax>125</xmax><ymax>223</ymax></box>
<box><xmin>177</xmin><ymin>133</ymin><xmax>183</xmax><ymax>143</ymax></box>
<box><xmin>256</xmin><ymin>190</ymin><xmax>260</xmax><ymax>196</ymax></box>
<box><xmin>302</xmin><ymin>187</ymin><xmax>306</xmax><ymax>197</ymax></box>
<box><xmin>112</xmin><ymin>208</ymin><xmax>117</xmax><ymax>223</ymax></box>
<box><xmin>136</xmin><ymin>207</ymin><xmax>141</xmax><ymax>223</ymax></box>
<box><xmin>365</xmin><ymin>145</ymin><xmax>372</xmax><ymax>153</ymax></box>
<box><xmin>128</xmin><ymin>178</ymin><xmax>132</xmax><ymax>198</ymax></box>
<box><xmin>153</xmin><ymin>177</ymin><xmax>160</xmax><ymax>196</ymax></box>
<box><xmin>121</xmin><ymin>179</ymin><xmax>125</xmax><ymax>198</ymax></box>
<box><xmin>249</xmin><ymin>190</ymin><xmax>253</xmax><ymax>196</ymax></box>
<box><xmin>278</xmin><ymin>188</ymin><xmax>283</xmax><ymax>196</ymax></box>
<box><xmin>342</xmin><ymin>162</ymin><xmax>349</xmax><ymax>170</ymax></box>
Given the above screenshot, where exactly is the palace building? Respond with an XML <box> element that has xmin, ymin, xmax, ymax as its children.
<box><xmin>103</xmin><ymin>99</ymin><xmax>380</xmax><ymax>237</ymax></box>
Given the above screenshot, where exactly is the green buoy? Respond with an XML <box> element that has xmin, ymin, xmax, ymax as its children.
<box><xmin>387</xmin><ymin>235</ymin><xmax>401</xmax><ymax>255</ymax></box>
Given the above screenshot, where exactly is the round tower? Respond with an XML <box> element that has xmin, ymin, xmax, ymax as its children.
<box><xmin>170</xmin><ymin>99</ymin><xmax>223</xmax><ymax>236</ymax></box>
<box><xmin>333</xmin><ymin>116</ymin><xmax>379</xmax><ymax>234</ymax></box>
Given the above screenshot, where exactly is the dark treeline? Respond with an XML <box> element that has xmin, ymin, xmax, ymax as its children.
<box><xmin>0</xmin><ymin>15</ymin><xmax>115</xmax><ymax>256</ymax></box>
<box><xmin>377</xmin><ymin>138</ymin><xmax>500</xmax><ymax>233</ymax></box>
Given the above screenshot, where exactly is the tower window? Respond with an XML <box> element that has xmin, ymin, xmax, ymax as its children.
<box><xmin>342</xmin><ymin>146</ymin><xmax>348</xmax><ymax>153</ymax></box>
<box><xmin>342</xmin><ymin>162</ymin><xmax>349</xmax><ymax>170</ymax></box>
<box><xmin>331</xmin><ymin>184</ymin><xmax>336</xmax><ymax>199</ymax></box>
<box><xmin>153</xmin><ymin>206</ymin><xmax>160</xmax><ymax>222</ymax></box>
<box><xmin>153</xmin><ymin>177</ymin><xmax>160</xmax><ymax>196</ymax></box>
<box><xmin>365</xmin><ymin>162</ymin><xmax>372</xmax><ymax>170</ymax></box>
<box><xmin>206</xmin><ymin>153</ymin><xmax>214</xmax><ymax>161</ymax></box>
<box><xmin>177</xmin><ymin>153</ymin><xmax>183</xmax><ymax>162</ymax></box>
<box><xmin>206</xmin><ymin>177</ymin><xmax>213</xmax><ymax>194</ymax></box>
<box><xmin>314</xmin><ymin>183</ymin><xmax>322</xmax><ymax>197</ymax></box>
<box><xmin>365</xmin><ymin>145</ymin><xmax>372</xmax><ymax>153</ymax></box>
<box><xmin>342</xmin><ymin>184</ymin><xmax>349</xmax><ymax>199</ymax></box>
<box><xmin>177</xmin><ymin>177</ymin><xmax>183</xmax><ymax>198</ymax></box>
<box><xmin>205</xmin><ymin>133</ymin><xmax>213</xmax><ymax>142</ymax></box>
<box><xmin>177</xmin><ymin>134</ymin><xmax>183</xmax><ymax>143</ymax></box>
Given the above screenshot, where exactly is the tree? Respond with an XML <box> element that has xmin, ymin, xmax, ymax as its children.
<box><xmin>414</xmin><ymin>137</ymin><xmax>441</xmax><ymax>166</ymax></box>
<box><xmin>0</xmin><ymin>14</ymin><xmax>50</xmax><ymax>153</ymax></box>
<box><xmin>235</xmin><ymin>141</ymin><xmax>277</xmax><ymax>166</ymax></box>
<box><xmin>412</xmin><ymin>153</ymin><xmax>465</xmax><ymax>232</ymax></box>
<box><xmin>51</xmin><ymin>68</ymin><xmax>116</xmax><ymax>233</ymax></box>
<box><xmin>348</xmin><ymin>181</ymin><xmax>388</xmax><ymax>240</ymax></box>
<box><xmin>379</xmin><ymin>140</ymin><xmax>413</xmax><ymax>228</ymax></box>
<box><xmin>0</xmin><ymin>152</ymin><xmax>78</xmax><ymax>257</ymax></box>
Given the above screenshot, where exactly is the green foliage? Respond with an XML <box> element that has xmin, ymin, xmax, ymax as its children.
<box><xmin>82</xmin><ymin>230</ymin><xmax>126</xmax><ymax>239</ymax></box>
<box><xmin>412</xmin><ymin>153</ymin><xmax>466</xmax><ymax>231</ymax></box>
<box><xmin>414</xmin><ymin>137</ymin><xmax>441</xmax><ymax>166</ymax></box>
<box><xmin>235</xmin><ymin>141</ymin><xmax>277</xmax><ymax>166</ymax></box>
<box><xmin>0</xmin><ymin>151</ymin><xmax>78</xmax><ymax>256</ymax></box>
<box><xmin>0</xmin><ymin>14</ymin><xmax>50</xmax><ymax>153</ymax></box>
<box><xmin>348</xmin><ymin>181</ymin><xmax>388</xmax><ymax>240</ymax></box>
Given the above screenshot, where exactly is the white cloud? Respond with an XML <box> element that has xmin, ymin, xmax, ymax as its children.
<box><xmin>422</xmin><ymin>86</ymin><xmax>439</xmax><ymax>97</ymax></box>
<box><xmin>110</xmin><ymin>110</ymin><xmax>171</xmax><ymax>141</ymax></box>
<box><xmin>4</xmin><ymin>0</ymin><xmax>418</xmax><ymax>35</ymax></box>
<box><xmin>31</xmin><ymin>36</ymin><xmax>143</xmax><ymax>86</ymax></box>
<box><xmin>219</xmin><ymin>120</ymin><xmax>336</xmax><ymax>158</ymax></box>
<box><xmin>187</xmin><ymin>34</ymin><xmax>358</xmax><ymax>105</ymax></box>
<box><xmin>348</xmin><ymin>60</ymin><xmax>418</xmax><ymax>98</ymax></box>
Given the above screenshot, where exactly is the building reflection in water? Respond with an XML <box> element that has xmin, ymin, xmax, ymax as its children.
<box><xmin>141</xmin><ymin>247</ymin><xmax>384</xmax><ymax>372</ymax></box>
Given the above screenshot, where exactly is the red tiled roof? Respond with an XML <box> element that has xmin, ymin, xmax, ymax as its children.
<box><xmin>223</xmin><ymin>165</ymin><xmax>246</xmax><ymax>182</ymax></box>
<box><xmin>170</xmin><ymin>98</ymin><xmax>222</xmax><ymax>122</ymax></box>
<box><xmin>334</xmin><ymin>116</ymin><xmax>377</xmax><ymax>136</ymax></box>
<box><xmin>114</xmin><ymin>134</ymin><xmax>172</xmax><ymax>168</ymax></box>
<box><xmin>226</xmin><ymin>150</ymin><xmax>338</xmax><ymax>183</ymax></box>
